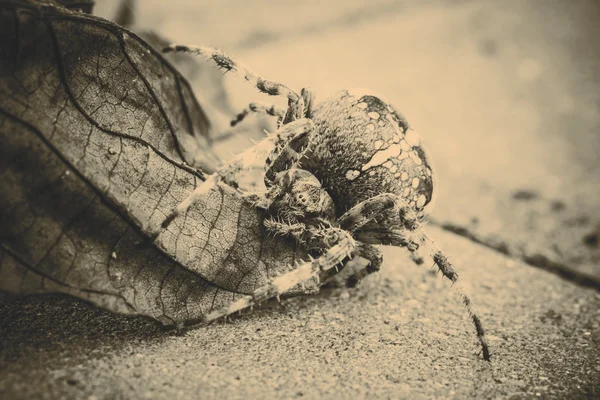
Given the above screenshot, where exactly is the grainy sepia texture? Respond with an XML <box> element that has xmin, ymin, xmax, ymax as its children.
<box><xmin>1</xmin><ymin>0</ymin><xmax>600</xmax><ymax>399</ymax></box>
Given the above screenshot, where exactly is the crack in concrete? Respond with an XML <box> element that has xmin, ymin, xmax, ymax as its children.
<box><xmin>431</xmin><ymin>219</ymin><xmax>600</xmax><ymax>291</ymax></box>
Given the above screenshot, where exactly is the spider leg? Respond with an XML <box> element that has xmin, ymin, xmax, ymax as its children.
<box><xmin>321</xmin><ymin>242</ymin><xmax>383</xmax><ymax>289</ymax></box>
<box><xmin>339</xmin><ymin>193</ymin><xmax>426</xmax><ymax>263</ymax></box>
<box><xmin>164</xmin><ymin>45</ymin><xmax>300</xmax><ymax>101</ymax></box>
<box><xmin>355</xmin><ymin>224</ymin><xmax>427</xmax><ymax>264</ymax></box>
<box><xmin>343</xmin><ymin>242</ymin><xmax>383</xmax><ymax>288</ymax></box>
<box><xmin>230</xmin><ymin>87</ymin><xmax>315</xmax><ymax>138</ymax></box>
<box><xmin>338</xmin><ymin>194</ymin><xmax>399</xmax><ymax>232</ymax></box>
<box><xmin>354</xmin><ymin>227</ymin><xmax>421</xmax><ymax>250</ymax></box>
<box><xmin>163</xmin><ymin>44</ymin><xmax>306</xmax><ymax>125</ymax></box>
<box><xmin>264</xmin><ymin>218</ymin><xmax>342</xmax><ymax>252</ymax></box>
<box><xmin>229</xmin><ymin>118</ymin><xmax>316</xmax><ymax>213</ymax></box>
<box><xmin>356</xmin><ymin>226</ymin><xmax>490</xmax><ymax>361</ymax></box>
<box><xmin>204</xmin><ymin>228</ymin><xmax>356</xmax><ymax>322</ymax></box>
<box><xmin>230</xmin><ymin>102</ymin><xmax>286</xmax><ymax>127</ymax></box>
<box><xmin>340</xmin><ymin>193</ymin><xmax>489</xmax><ymax>359</ymax></box>
<box><xmin>263</xmin><ymin>218</ymin><xmax>306</xmax><ymax>240</ymax></box>
<box><xmin>425</xmin><ymin>233</ymin><xmax>490</xmax><ymax>361</ymax></box>
<box><xmin>215</xmin><ymin>118</ymin><xmax>313</xmax><ymax>197</ymax></box>
<box><xmin>410</xmin><ymin>250</ymin><xmax>426</xmax><ymax>265</ymax></box>
<box><xmin>265</xmin><ymin>119</ymin><xmax>315</xmax><ymax>184</ymax></box>
<box><xmin>301</xmin><ymin>87</ymin><xmax>315</xmax><ymax>119</ymax></box>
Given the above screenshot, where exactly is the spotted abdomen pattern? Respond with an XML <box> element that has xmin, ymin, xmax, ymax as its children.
<box><xmin>303</xmin><ymin>89</ymin><xmax>435</xmax><ymax>218</ymax></box>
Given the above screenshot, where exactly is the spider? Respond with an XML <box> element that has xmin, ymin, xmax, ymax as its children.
<box><xmin>164</xmin><ymin>44</ymin><xmax>491</xmax><ymax>361</ymax></box>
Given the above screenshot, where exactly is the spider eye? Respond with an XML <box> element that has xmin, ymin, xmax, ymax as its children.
<box><xmin>296</xmin><ymin>193</ymin><xmax>307</xmax><ymax>204</ymax></box>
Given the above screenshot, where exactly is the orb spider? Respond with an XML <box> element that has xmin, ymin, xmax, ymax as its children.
<box><xmin>164</xmin><ymin>44</ymin><xmax>490</xmax><ymax>361</ymax></box>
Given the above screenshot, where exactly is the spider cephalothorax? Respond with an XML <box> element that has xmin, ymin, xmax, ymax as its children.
<box><xmin>164</xmin><ymin>44</ymin><xmax>490</xmax><ymax>361</ymax></box>
<box><xmin>266</xmin><ymin>168</ymin><xmax>336</xmax><ymax>224</ymax></box>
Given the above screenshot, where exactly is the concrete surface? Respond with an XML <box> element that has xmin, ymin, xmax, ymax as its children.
<box><xmin>2</xmin><ymin>0</ymin><xmax>600</xmax><ymax>399</ymax></box>
<box><xmin>1</xmin><ymin>228</ymin><xmax>599</xmax><ymax>399</ymax></box>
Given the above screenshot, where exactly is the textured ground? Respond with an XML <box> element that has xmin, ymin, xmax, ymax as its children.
<box><xmin>1</xmin><ymin>0</ymin><xmax>600</xmax><ymax>399</ymax></box>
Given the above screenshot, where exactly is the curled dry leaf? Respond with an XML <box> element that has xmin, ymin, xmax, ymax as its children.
<box><xmin>0</xmin><ymin>0</ymin><xmax>307</xmax><ymax>325</ymax></box>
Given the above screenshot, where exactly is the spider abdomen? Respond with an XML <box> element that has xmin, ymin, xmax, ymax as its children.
<box><xmin>303</xmin><ymin>89</ymin><xmax>436</xmax><ymax>217</ymax></box>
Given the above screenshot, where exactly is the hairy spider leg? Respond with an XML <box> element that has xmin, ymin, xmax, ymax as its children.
<box><xmin>229</xmin><ymin>88</ymin><xmax>314</xmax><ymax>128</ymax></box>
<box><xmin>213</xmin><ymin>118</ymin><xmax>314</xmax><ymax>198</ymax></box>
<box><xmin>428</xmin><ymin>237</ymin><xmax>491</xmax><ymax>361</ymax></box>
<box><xmin>353</xmin><ymin>227</ymin><xmax>422</xmax><ymax>250</ymax></box>
<box><xmin>300</xmin><ymin>87</ymin><xmax>315</xmax><ymax>119</ymax></box>
<box><xmin>230</xmin><ymin>102</ymin><xmax>286</xmax><ymax>127</ymax></box>
<box><xmin>264</xmin><ymin>119</ymin><xmax>315</xmax><ymax>184</ymax></box>
<box><xmin>339</xmin><ymin>193</ymin><xmax>426</xmax><ymax>261</ymax></box>
<box><xmin>356</xmin><ymin>226</ymin><xmax>490</xmax><ymax>360</ymax></box>
<box><xmin>336</xmin><ymin>194</ymin><xmax>423</xmax><ymax>285</ymax></box>
<box><xmin>343</xmin><ymin>242</ymin><xmax>383</xmax><ymax>288</ymax></box>
<box><xmin>264</xmin><ymin>220</ymin><xmax>339</xmax><ymax>251</ymax></box>
<box><xmin>203</xmin><ymin>228</ymin><xmax>357</xmax><ymax>322</ymax></box>
<box><xmin>338</xmin><ymin>193</ymin><xmax>490</xmax><ymax>360</ymax></box>
<box><xmin>360</xmin><ymin>229</ymin><xmax>490</xmax><ymax>360</ymax></box>
<box><xmin>230</xmin><ymin>118</ymin><xmax>315</xmax><ymax>212</ymax></box>
<box><xmin>164</xmin><ymin>44</ymin><xmax>300</xmax><ymax>101</ymax></box>
<box><xmin>265</xmin><ymin>220</ymin><xmax>384</xmax><ymax>289</ymax></box>
<box><xmin>338</xmin><ymin>193</ymin><xmax>401</xmax><ymax>232</ymax></box>
<box><xmin>164</xmin><ymin>44</ymin><xmax>306</xmax><ymax>123</ymax></box>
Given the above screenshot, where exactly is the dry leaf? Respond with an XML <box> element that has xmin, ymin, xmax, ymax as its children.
<box><xmin>0</xmin><ymin>0</ymin><xmax>306</xmax><ymax>325</ymax></box>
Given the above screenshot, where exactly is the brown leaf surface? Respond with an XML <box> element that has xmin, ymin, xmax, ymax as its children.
<box><xmin>0</xmin><ymin>0</ymin><xmax>306</xmax><ymax>324</ymax></box>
